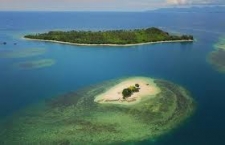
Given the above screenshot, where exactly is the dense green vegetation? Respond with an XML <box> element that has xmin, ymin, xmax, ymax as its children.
<box><xmin>24</xmin><ymin>27</ymin><xmax>194</xmax><ymax>45</ymax></box>
<box><xmin>122</xmin><ymin>85</ymin><xmax>140</xmax><ymax>99</ymax></box>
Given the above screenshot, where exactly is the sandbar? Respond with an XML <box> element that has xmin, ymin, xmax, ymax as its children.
<box><xmin>94</xmin><ymin>77</ymin><xmax>161</xmax><ymax>105</ymax></box>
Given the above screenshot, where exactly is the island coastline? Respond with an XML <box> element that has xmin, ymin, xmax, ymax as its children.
<box><xmin>94</xmin><ymin>77</ymin><xmax>161</xmax><ymax>105</ymax></box>
<box><xmin>23</xmin><ymin>37</ymin><xmax>194</xmax><ymax>47</ymax></box>
<box><xmin>23</xmin><ymin>27</ymin><xmax>194</xmax><ymax>47</ymax></box>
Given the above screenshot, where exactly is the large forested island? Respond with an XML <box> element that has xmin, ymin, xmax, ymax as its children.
<box><xmin>24</xmin><ymin>27</ymin><xmax>194</xmax><ymax>46</ymax></box>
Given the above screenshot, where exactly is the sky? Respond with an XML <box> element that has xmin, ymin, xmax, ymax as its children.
<box><xmin>0</xmin><ymin>0</ymin><xmax>225</xmax><ymax>11</ymax></box>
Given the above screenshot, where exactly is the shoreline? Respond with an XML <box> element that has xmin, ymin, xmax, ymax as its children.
<box><xmin>23</xmin><ymin>37</ymin><xmax>194</xmax><ymax>47</ymax></box>
<box><xmin>94</xmin><ymin>77</ymin><xmax>161</xmax><ymax>105</ymax></box>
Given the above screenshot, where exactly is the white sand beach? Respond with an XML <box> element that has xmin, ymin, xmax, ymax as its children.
<box><xmin>94</xmin><ymin>77</ymin><xmax>161</xmax><ymax>105</ymax></box>
<box><xmin>23</xmin><ymin>37</ymin><xmax>194</xmax><ymax>47</ymax></box>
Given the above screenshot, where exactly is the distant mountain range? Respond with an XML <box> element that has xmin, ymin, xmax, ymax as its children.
<box><xmin>150</xmin><ymin>6</ymin><xmax>225</xmax><ymax>13</ymax></box>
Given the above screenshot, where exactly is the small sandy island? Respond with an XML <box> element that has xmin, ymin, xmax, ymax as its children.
<box><xmin>94</xmin><ymin>77</ymin><xmax>161</xmax><ymax>105</ymax></box>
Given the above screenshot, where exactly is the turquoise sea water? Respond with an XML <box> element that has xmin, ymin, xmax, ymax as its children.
<box><xmin>0</xmin><ymin>11</ymin><xmax>225</xmax><ymax>144</ymax></box>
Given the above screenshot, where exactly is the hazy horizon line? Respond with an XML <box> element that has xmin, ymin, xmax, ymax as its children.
<box><xmin>0</xmin><ymin>5</ymin><xmax>224</xmax><ymax>12</ymax></box>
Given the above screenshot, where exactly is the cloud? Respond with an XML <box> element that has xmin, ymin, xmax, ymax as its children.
<box><xmin>166</xmin><ymin>0</ymin><xmax>215</xmax><ymax>5</ymax></box>
<box><xmin>167</xmin><ymin>0</ymin><xmax>188</xmax><ymax>5</ymax></box>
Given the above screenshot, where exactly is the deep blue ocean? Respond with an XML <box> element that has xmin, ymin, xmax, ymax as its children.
<box><xmin>0</xmin><ymin>11</ymin><xmax>225</xmax><ymax>145</ymax></box>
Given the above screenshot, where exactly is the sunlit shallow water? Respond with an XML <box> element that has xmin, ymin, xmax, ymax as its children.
<box><xmin>0</xmin><ymin>77</ymin><xmax>195</xmax><ymax>144</ymax></box>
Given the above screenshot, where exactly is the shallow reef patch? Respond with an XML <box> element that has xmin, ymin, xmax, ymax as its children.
<box><xmin>14</xmin><ymin>59</ymin><xmax>55</xmax><ymax>70</ymax></box>
<box><xmin>208</xmin><ymin>36</ymin><xmax>225</xmax><ymax>73</ymax></box>
<box><xmin>0</xmin><ymin>77</ymin><xmax>195</xmax><ymax>145</ymax></box>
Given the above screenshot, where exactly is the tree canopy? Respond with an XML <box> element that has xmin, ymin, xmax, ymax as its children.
<box><xmin>122</xmin><ymin>85</ymin><xmax>140</xmax><ymax>99</ymax></box>
<box><xmin>24</xmin><ymin>27</ymin><xmax>193</xmax><ymax>45</ymax></box>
